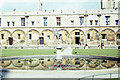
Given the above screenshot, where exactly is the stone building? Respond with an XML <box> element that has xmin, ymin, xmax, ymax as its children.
<box><xmin>0</xmin><ymin>0</ymin><xmax>120</xmax><ymax>49</ymax></box>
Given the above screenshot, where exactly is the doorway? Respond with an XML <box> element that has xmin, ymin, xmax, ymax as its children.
<box><xmin>9</xmin><ymin>37</ymin><xmax>13</xmax><ymax>45</ymax></box>
<box><xmin>75</xmin><ymin>37</ymin><xmax>80</xmax><ymax>44</ymax></box>
<box><xmin>39</xmin><ymin>37</ymin><xmax>44</xmax><ymax>45</ymax></box>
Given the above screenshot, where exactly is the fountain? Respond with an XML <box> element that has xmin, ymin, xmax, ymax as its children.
<box><xmin>53</xmin><ymin>28</ymin><xmax>62</xmax><ymax>60</ymax></box>
<box><xmin>56</xmin><ymin>45</ymin><xmax>62</xmax><ymax>60</ymax></box>
<box><xmin>53</xmin><ymin>29</ymin><xmax>63</xmax><ymax>70</ymax></box>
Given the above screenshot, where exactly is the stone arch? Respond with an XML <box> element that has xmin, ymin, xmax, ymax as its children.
<box><xmin>70</xmin><ymin>29</ymin><xmax>85</xmax><ymax>34</ymax></box>
<box><xmin>58</xmin><ymin>29</ymin><xmax>70</xmax><ymax>44</ymax></box>
<box><xmin>70</xmin><ymin>29</ymin><xmax>85</xmax><ymax>45</ymax></box>
<box><xmin>28</xmin><ymin>29</ymin><xmax>40</xmax><ymax>34</ymax></box>
<box><xmin>28</xmin><ymin>29</ymin><xmax>40</xmax><ymax>40</ymax></box>
<box><xmin>101</xmin><ymin>28</ymin><xmax>115</xmax><ymax>33</ymax></box>
<box><xmin>116</xmin><ymin>29</ymin><xmax>120</xmax><ymax>34</ymax></box>
<box><xmin>0</xmin><ymin>30</ymin><xmax>11</xmax><ymax>45</ymax></box>
<box><xmin>41</xmin><ymin>29</ymin><xmax>54</xmax><ymax>34</ymax></box>
<box><xmin>12</xmin><ymin>29</ymin><xmax>25</xmax><ymax>45</ymax></box>
<box><xmin>58</xmin><ymin>29</ymin><xmax>70</xmax><ymax>35</ymax></box>
<box><xmin>0</xmin><ymin>30</ymin><xmax>11</xmax><ymax>39</ymax></box>
<box><xmin>12</xmin><ymin>29</ymin><xmax>25</xmax><ymax>40</ymax></box>
<box><xmin>28</xmin><ymin>29</ymin><xmax>40</xmax><ymax>45</ymax></box>
<box><xmin>87</xmin><ymin>29</ymin><xmax>99</xmax><ymax>45</ymax></box>
<box><xmin>41</xmin><ymin>29</ymin><xmax>56</xmax><ymax>45</ymax></box>
<box><xmin>0</xmin><ymin>29</ymin><xmax>11</xmax><ymax>34</ymax></box>
<box><xmin>88</xmin><ymin>29</ymin><xmax>99</xmax><ymax>40</ymax></box>
<box><xmin>101</xmin><ymin>28</ymin><xmax>115</xmax><ymax>45</ymax></box>
<box><xmin>116</xmin><ymin>29</ymin><xmax>120</xmax><ymax>45</ymax></box>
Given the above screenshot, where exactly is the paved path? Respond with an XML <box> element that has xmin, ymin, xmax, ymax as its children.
<box><xmin>1</xmin><ymin>68</ymin><xmax>119</xmax><ymax>78</ymax></box>
<box><xmin>62</xmin><ymin>47</ymin><xmax>72</xmax><ymax>55</ymax></box>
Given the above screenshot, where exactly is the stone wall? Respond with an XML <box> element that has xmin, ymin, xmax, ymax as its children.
<box><xmin>0</xmin><ymin>27</ymin><xmax>119</xmax><ymax>46</ymax></box>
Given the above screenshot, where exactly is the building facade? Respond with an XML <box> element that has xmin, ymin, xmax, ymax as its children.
<box><xmin>0</xmin><ymin>0</ymin><xmax>120</xmax><ymax>48</ymax></box>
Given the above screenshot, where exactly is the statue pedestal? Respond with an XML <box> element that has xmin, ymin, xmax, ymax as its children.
<box><xmin>56</xmin><ymin>45</ymin><xmax>62</xmax><ymax>60</ymax></box>
<box><xmin>85</xmin><ymin>46</ymin><xmax>88</xmax><ymax>49</ymax></box>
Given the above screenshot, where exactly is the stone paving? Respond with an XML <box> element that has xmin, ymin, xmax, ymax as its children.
<box><xmin>1</xmin><ymin>68</ymin><xmax>119</xmax><ymax>78</ymax></box>
<box><xmin>62</xmin><ymin>47</ymin><xmax>72</xmax><ymax>56</ymax></box>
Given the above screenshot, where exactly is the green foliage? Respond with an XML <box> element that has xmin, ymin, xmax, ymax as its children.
<box><xmin>72</xmin><ymin>49</ymin><xmax>119</xmax><ymax>57</ymax></box>
<box><xmin>1</xmin><ymin>49</ymin><xmax>119</xmax><ymax>57</ymax></box>
<box><xmin>101</xmin><ymin>78</ymin><xmax>120</xmax><ymax>80</ymax></box>
<box><xmin>1</xmin><ymin>49</ymin><xmax>57</xmax><ymax>57</ymax></box>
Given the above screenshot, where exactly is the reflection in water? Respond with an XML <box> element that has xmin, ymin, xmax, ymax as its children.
<box><xmin>0</xmin><ymin>58</ymin><xmax>119</xmax><ymax>70</ymax></box>
<box><xmin>0</xmin><ymin>69</ymin><xmax>9</xmax><ymax>78</ymax></box>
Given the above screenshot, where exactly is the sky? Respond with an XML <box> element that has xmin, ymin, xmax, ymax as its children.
<box><xmin>0</xmin><ymin>0</ymin><xmax>101</xmax><ymax>12</ymax></box>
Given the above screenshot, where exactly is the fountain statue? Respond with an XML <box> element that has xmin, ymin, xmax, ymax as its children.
<box><xmin>53</xmin><ymin>28</ymin><xmax>62</xmax><ymax>60</ymax></box>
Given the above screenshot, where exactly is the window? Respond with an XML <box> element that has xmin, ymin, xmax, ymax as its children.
<box><xmin>75</xmin><ymin>32</ymin><xmax>80</xmax><ymax>35</ymax></box>
<box><xmin>21</xmin><ymin>18</ymin><xmax>25</xmax><ymax>26</ymax></box>
<box><xmin>95</xmin><ymin>20</ymin><xmax>98</xmax><ymax>25</ymax></box>
<box><xmin>0</xmin><ymin>18</ymin><xmax>1</xmax><ymax>26</ymax></box>
<box><xmin>56</xmin><ymin>17</ymin><xmax>61</xmax><ymax>26</ymax></box>
<box><xmin>115</xmin><ymin>20</ymin><xmax>118</xmax><ymax>25</ymax></box>
<box><xmin>105</xmin><ymin>16</ymin><xmax>110</xmax><ymax>25</ymax></box>
<box><xmin>12</xmin><ymin>22</ymin><xmax>15</xmax><ymax>26</ymax></box>
<box><xmin>71</xmin><ymin>20</ymin><xmax>74</xmax><ymax>25</ymax></box>
<box><xmin>1</xmin><ymin>34</ymin><xmax>4</xmax><ymax>39</ymax></box>
<box><xmin>101</xmin><ymin>34</ymin><xmax>107</xmax><ymax>39</ymax></box>
<box><xmin>59</xmin><ymin>34</ymin><xmax>62</xmax><ymax>39</ymax></box>
<box><xmin>80</xmin><ymin>17</ymin><xmax>84</xmax><ymax>25</ymax></box>
<box><xmin>117</xmin><ymin>34</ymin><xmax>120</xmax><ymax>39</ymax></box>
<box><xmin>42</xmin><ymin>33</ymin><xmax>44</xmax><ymax>36</ymax></box>
<box><xmin>31</xmin><ymin>21</ymin><xmax>34</xmax><ymax>26</ymax></box>
<box><xmin>18</xmin><ymin>34</ymin><xmax>20</xmax><ymax>39</ymax></box>
<box><xmin>29</xmin><ymin>34</ymin><xmax>32</xmax><ymax>40</ymax></box>
<box><xmin>7</xmin><ymin>22</ymin><xmax>10</xmax><ymax>26</ymax></box>
<box><xmin>48</xmin><ymin>35</ymin><xmax>50</xmax><ymax>39</ymax></box>
<box><xmin>43</xmin><ymin>17</ymin><xmax>47</xmax><ymax>26</ymax></box>
<box><xmin>113</xmin><ymin>2</ymin><xmax>115</xmax><ymax>9</ymax></box>
<box><xmin>87</xmin><ymin>34</ymin><xmax>90</xmax><ymax>39</ymax></box>
<box><xmin>90</xmin><ymin>20</ymin><xmax>93</xmax><ymax>25</ymax></box>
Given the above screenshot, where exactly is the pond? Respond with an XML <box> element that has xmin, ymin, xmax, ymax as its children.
<box><xmin>0</xmin><ymin>57</ymin><xmax>120</xmax><ymax>70</ymax></box>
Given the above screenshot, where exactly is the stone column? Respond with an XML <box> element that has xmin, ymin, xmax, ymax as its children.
<box><xmin>56</xmin><ymin>45</ymin><xmax>62</xmax><ymax>60</ymax></box>
<box><xmin>25</xmin><ymin>16</ymin><xmax>29</xmax><ymax>46</ymax></box>
<box><xmin>115</xmin><ymin>33</ymin><xmax>117</xmax><ymax>46</ymax></box>
<box><xmin>97</xmin><ymin>14</ymin><xmax>101</xmax><ymax>49</ymax></box>
<box><xmin>84</xmin><ymin>14</ymin><xmax>88</xmax><ymax>47</ymax></box>
<box><xmin>69</xmin><ymin>34</ymin><xmax>71</xmax><ymax>45</ymax></box>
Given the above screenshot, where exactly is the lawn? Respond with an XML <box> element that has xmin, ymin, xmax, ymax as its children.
<box><xmin>101</xmin><ymin>78</ymin><xmax>120</xmax><ymax>80</ymax></box>
<box><xmin>1</xmin><ymin>49</ymin><xmax>120</xmax><ymax>57</ymax></box>
<box><xmin>1</xmin><ymin>49</ymin><xmax>57</xmax><ymax>57</ymax></box>
<box><xmin>72</xmin><ymin>49</ymin><xmax>120</xmax><ymax>57</ymax></box>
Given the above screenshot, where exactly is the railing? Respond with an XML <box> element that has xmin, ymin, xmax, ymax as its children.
<box><xmin>79</xmin><ymin>73</ymin><xmax>119</xmax><ymax>80</ymax></box>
